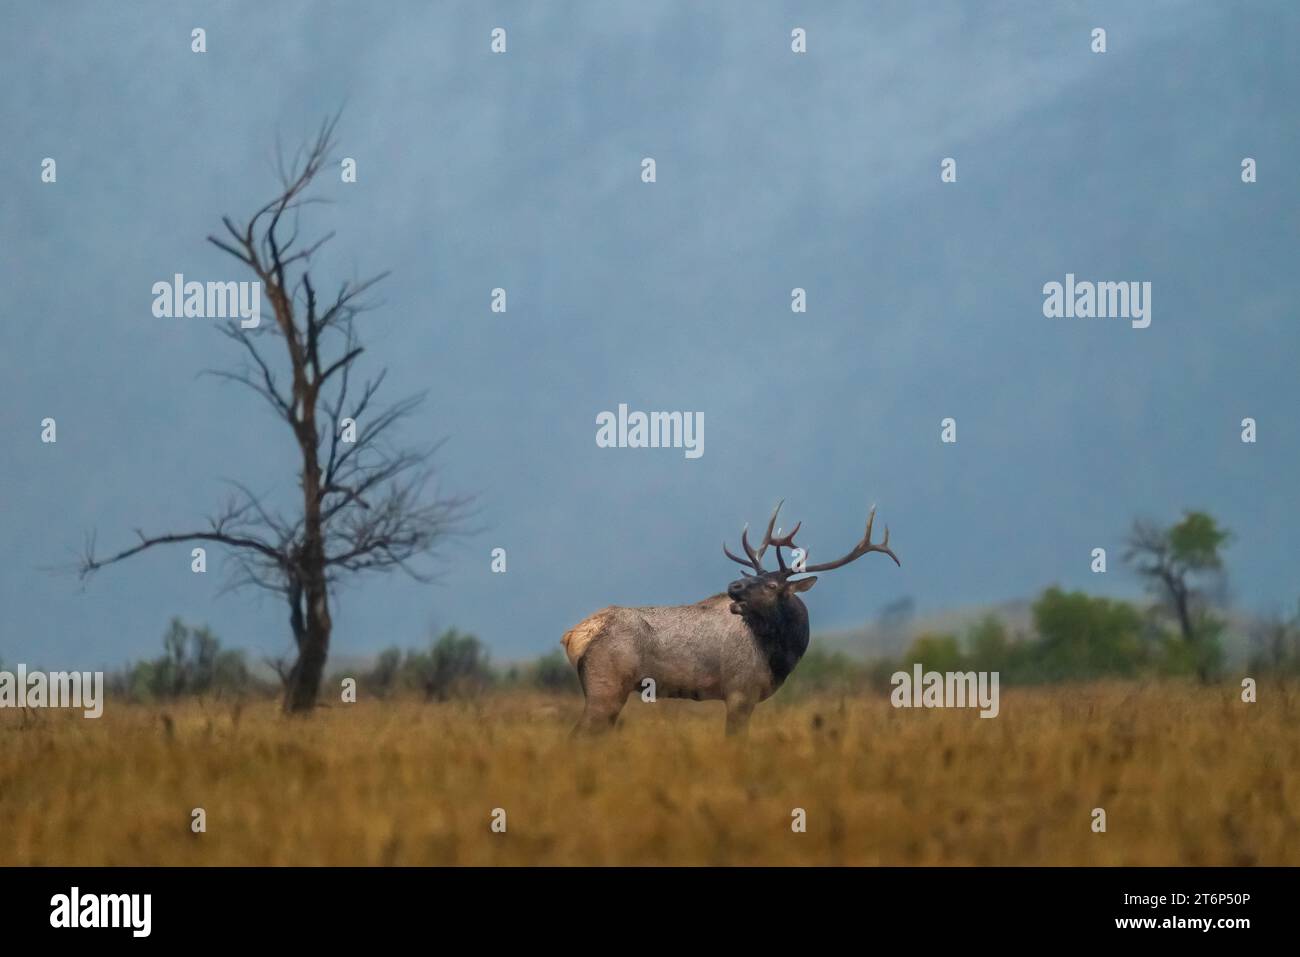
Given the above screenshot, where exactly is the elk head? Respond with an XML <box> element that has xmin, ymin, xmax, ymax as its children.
<box><xmin>722</xmin><ymin>500</ymin><xmax>900</xmax><ymax>618</ymax></box>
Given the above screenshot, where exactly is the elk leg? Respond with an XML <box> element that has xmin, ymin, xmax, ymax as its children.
<box><xmin>724</xmin><ymin>694</ymin><xmax>755</xmax><ymax>736</ymax></box>
<box><xmin>572</xmin><ymin>699</ymin><xmax>624</xmax><ymax>735</ymax></box>
<box><xmin>572</xmin><ymin>665</ymin><xmax>629</xmax><ymax>736</ymax></box>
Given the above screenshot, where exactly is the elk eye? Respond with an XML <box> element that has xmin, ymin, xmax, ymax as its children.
<box><xmin>766</xmin><ymin>581</ymin><xmax>778</xmax><ymax>589</ymax></box>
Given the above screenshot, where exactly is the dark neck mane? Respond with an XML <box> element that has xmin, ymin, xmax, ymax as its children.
<box><xmin>740</xmin><ymin>594</ymin><xmax>810</xmax><ymax>687</ymax></box>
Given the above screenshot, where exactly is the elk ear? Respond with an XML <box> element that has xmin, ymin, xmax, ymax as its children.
<box><xmin>789</xmin><ymin>576</ymin><xmax>817</xmax><ymax>592</ymax></box>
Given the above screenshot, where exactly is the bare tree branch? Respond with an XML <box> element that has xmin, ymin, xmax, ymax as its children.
<box><xmin>83</xmin><ymin>115</ymin><xmax>472</xmax><ymax>712</ymax></box>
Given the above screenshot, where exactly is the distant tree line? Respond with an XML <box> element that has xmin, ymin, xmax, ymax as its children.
<box><xmin>101</xmin><ymin>511</ymin><xmax>1300</xmax><ymax>704</ymax></box>
<box><xmin>784</xmin><ymin>511</ymin><xmax>1300</xmax><ymax>696</ymax></box>
<box><xmin>106</xmin><ymin>617</ymin><xmax>262</xmax><ymax>701</ymax></box>
<box><xmin>104</xmin><ymin>622</ymin><xmax>577</xmax><ymax>704</ymax></box>
<box><xmin>339</xmin><ymin>628</ymin><xmax>579</xmax><ymax>699</ymax></box>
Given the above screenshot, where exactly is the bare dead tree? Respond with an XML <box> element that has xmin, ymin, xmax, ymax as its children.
<box><xmin>80</xmin><ymin>117</ymin><xmax>472</xmax><ymax>712</ymax></box>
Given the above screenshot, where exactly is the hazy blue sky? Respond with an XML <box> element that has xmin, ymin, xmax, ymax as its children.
<box><xmin>2</xmin><ymin>1</ymin><xmax>1297</xmax><ymax>668</ymax></box>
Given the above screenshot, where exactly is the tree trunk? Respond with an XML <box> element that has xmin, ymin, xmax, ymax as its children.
<box><xmin>284</xmin><ymin>614</ymin><xmax>329</xmax><ymax>711</ymax></box>
<box><xmin>283</xmin><ymin>576</ymin><xmax>331</xmax><ymax>713</ymax></box>
<box><xmin>282</xmin><ymin>532</ymin><xmax>332</xmax><ymax>712</ymax></box>
<box><xmin>282</xmin><ymin>352</ymin><xmax>332</xmax><ymax>713</ymax></box>
<box><xmin>1173</xmin><ymin>593</ymin><xmax>1194</xmax><ymax>645</ymax></box>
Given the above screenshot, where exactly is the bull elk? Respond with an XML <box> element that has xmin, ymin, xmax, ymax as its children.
<box><xmin>562</xmin><ymin>502</ymin><xmax>899</xmax><ymax>735</ymax></box>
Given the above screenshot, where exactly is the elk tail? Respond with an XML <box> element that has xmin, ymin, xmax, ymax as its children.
<box><xmin>561</xmin><ymin>610</ymin><xmax>612</xmax><ymax>669</ymax></box>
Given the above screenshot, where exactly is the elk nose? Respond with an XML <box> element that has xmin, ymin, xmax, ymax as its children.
<box><xmin>727</xmin><ymin>581</ymin><xmax>744</xmax><ymax>598</ymax></box>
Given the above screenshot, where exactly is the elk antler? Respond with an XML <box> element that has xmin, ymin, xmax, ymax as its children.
<box><xmin>725</xmin><ymin>502</ymin><xmax>899</xmax><ymax>575</ymax></box>
<box><xmin>723</xmin><ymin>500</ymin><xmax>786</xmax><ymax>575</ymax></box>
<box><xmin>800</xmin><ymin>505</ymin><xmax>900</xmax><ymax>572</ymax></box>
<box><xmin>766</xmin><ymin>523</ymin><xmax>802</xmax><ymax>571</ymax></box>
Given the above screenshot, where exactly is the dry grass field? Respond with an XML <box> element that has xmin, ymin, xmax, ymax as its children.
<box><xmin>2</xmin><ymin>681</ymin><xmax>1298</xmax><ymax>866</ymax></box>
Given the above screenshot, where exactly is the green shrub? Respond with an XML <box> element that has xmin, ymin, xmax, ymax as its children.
<box><xmin>115</xmin><ymin>618</ymin><xmax>254</xmax><ymax>701</ymax></box>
